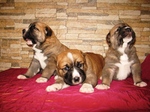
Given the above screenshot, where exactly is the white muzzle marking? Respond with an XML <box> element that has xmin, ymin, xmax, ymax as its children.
<box><xmin>67</xmin><ymin>52</ymin><xmax>74</xmax><ymax>62</ymax></box>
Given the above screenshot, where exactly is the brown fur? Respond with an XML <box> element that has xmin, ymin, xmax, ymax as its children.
<box><xmin>56</xmin><ymin>49</ymin><xmax>104</xmax><ymax>89</ymax></box>
<box><xmin>96</xmin><ymin>23</ymin><xmax>147</xmax><ymax>89</ymax></box>
<box><xmin>18</xmin><ymin>22</ymin><xmax>68</xmax><ymax>82</ymax></box>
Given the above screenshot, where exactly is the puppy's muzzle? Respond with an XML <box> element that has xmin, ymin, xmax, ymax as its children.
<box><xmin>73</xmin><ymin>76</ymin><xmax>80</xmax><ymax>83</ymax></box>
<box><xmin>125</xmin><ymin>27</ymin><xmax>131</xmax><ymax>32</ymax></box>
<box><xmin>123</xmin><ymin>27</ymin><xmax>132</xmax><ymax>37</ymax></box>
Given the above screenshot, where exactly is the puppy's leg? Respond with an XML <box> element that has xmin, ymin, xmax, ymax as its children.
<box><xmin>46</xmin><ymin>76</ymin><xmax>69</xmax><ymax>92</ymax></box>
<box><xmin>80</xmin><ymin>73</ymin><xmax>97</xmax><ymax>93</ymax></box>
<box><xmin>36</xmin><ymin>65</ymin><xmax>55</xmax><ymax>83</ymax></box>
<box><xmin>36</xmin><ymin>57</ymin><xmax>56</xmax><ymax>83</ymax></box>
<box><xmin>80</xmin><ymin>83</ymin><xmax>94</xmax><ymax>93</ymax></box>
<box><xmin>96</xmin><ymin>84</ymin><xmax>110</xmax><ymax>90</ymax></box>
<box><xmin>96</xmin><ymin>67</ymin><xmax>114</xmax><ymax>90</ymax></box>
<box><xmin>131</xmin><ymin>63</ymin><xmax>147</xmax><ymax>87</ymax></box>
<box><xmin>17</xmin><ymin>58</ymin><xmax>40</xmax><ymax>79</ymax></box>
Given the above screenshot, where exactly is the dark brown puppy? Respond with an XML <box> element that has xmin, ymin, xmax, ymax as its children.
<box><xmin>17</xmin><ymin>22</ymin><xmax>68</xmax><ymax>83</ymax></box>
<box><xmin>46</xmin><ymin>49</ymin><xmax>104</xmax><ymax>93</ymax></box>
<box><xmin>96</xmin><ymin>23</ymin><xmax>147</xmax><ymax>90</ymax></box>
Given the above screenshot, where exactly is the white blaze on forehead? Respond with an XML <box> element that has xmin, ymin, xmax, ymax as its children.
<box><xmin>124</xmin><ymin>26</ymin><xmax>130</xmax><ymax>29</ymax></box>
<box><xmin>67</xmin><ymin>52</ymin><xmax>74</xmax><ymax>62</ymax></box>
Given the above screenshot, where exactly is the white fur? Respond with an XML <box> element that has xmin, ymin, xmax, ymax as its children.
<box><xmin>33</xmin><ymin>45</ymin><xmax>47</xmax><ymax>69</ymax></box>
<box><xmin>72</xmin><ymin>68</ymin><xmax>80</xmax><ymax>77</ymax></box>
<box><xmin>17</xmin><ymin>75</ymin><xmax>28</xmax><ymax>79</ymax></box>
<box><xmin>36</xmin><ymin>77</ymin><xmax>48</xmax><ymax>83</ymax></box>
<box><xmin>72</xmin><ymin>68</ymin><xmax>82</xmax><ymax>84</ymax></box>
<box><xmin>134</xmin><ymin>81</ymin><xmax>147</xmax><ymax>87</ymax></box>
<box><xmin>46</xmin><ymin>83</ymin><xmax>63</xmax><ymax>92</ymax></box>
<box><xmin>115</xmin><ymin>58</ymin><xmax>133</xmax><ymax>80</ymax></box>
<box><xmin>125</xmin><ymin>26</ymin><xmax>130</xmax><ymax>29</ymax></box>
<box><xmin>46</xmin><ymin>83</ymin><xmax>70</xmax><ymax>92</ymax></box>
<box><xmin>115</xmin><ymin>37</ymin><xmax>133</xmax><ymax>80</ymax></box>
<box><xmin>67</xmin><ymin>52</ymin><xmax>74</xmax><ymax>62</ymax></box>
<box><xmin>80</xmin><ymin>83</ymin><xmax>94</xmax><ymax>93</ymax></box>
<box><xmin>96</xmin><ymin>84</ymin><xmax>110</xmax><ymax>90</ymax></box>
<box><xmin>67</xmin><ymin>52</ymin><xmax>82</xmax><ymax>84</ymax></box>
<box><xmin>54</xmin><ymin>75</ymin><xmax>59</xmax><ymax>80</ymax></box>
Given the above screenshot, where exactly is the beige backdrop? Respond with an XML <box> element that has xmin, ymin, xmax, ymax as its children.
<box><xmin>0</xmin><ymin>0</ymin><xmax>150</xmax><ymax>71</ymax></box>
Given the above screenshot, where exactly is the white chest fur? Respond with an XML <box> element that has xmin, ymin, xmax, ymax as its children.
<box><xmin>33</xmin><ymin>45</ymin><xmax>47</xmax><ymax>69</ymax></box>
<box><xmin>115</xmin><ymin>38</ymin><xmax>133</xmax><ymax>80</ymax></box>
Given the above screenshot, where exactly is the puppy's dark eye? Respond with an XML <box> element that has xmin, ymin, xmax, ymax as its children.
<box><xmin>63</xmin><ymin>65</ymin><xmax>70</xmax><ymax>71</ymax></box>
<box><xmin>29</xmin><ymin>25</ymin><xmax>39</xmax><ymax>31</ymax></box>
<box><xmin>76</xmin><ymin>62</ymin><xmax>83</xmax><ymax>68</ymax></box>
<box><xmin>117</xmin><ymin>26</ymin><xmax>122</xmax><ymax>32</ymax></box>
<box><xmin>34</xmin><ymin>27</ymin><xmax>39</xmax><ymax>31</ymax></box>
<box><xmin>29</xmin><ymin>25</ymin><xmax>35</xmax><ymax>30</ymax></box>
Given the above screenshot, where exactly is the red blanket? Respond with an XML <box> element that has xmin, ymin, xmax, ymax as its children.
<box><xmin>0</xmin><ymin>55</ymin><xmax>150</xmax><ymax>112</ymax></box>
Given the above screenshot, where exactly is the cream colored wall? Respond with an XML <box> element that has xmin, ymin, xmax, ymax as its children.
<box><xmin>0</xmin><ymin>0</ymin><xmax>150</xmax><ymax>71</ymax></box>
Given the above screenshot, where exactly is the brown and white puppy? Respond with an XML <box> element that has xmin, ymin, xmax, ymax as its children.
<box><xmin>96</xmin><ymin>23</ymin><xmax>147</xmax><ymax>90</ymax></box>
<box><xmin>46</xmin><ymin>49</ymin><xmax>104</xmax><ymax>93</ymax></box>
<box><xmin>17</xmin><ymin>22</ymin><xmax>68</xmax><ymax>83</ymax></box>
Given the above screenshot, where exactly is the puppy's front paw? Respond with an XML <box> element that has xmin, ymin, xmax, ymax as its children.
<box><xmin>17</xmin><ymin>75</ymin><xmax>28</xmax><ymax>79</ymax></box>
<box><xmin>96</xmin><ymin>84</ymin><xmax>110</xmax><ymax>90</ymax></box>
<box><xmin>54</xmin><ymin>75</ymin><xmax>60</xmax><ymax>80</ymax></box>
<box><xmin>46</xmin><ymin>84</ymin><xmax>62</xmax><ymax>92</ymax></box>
<box><xmin>36</xmin><ymin>77</ymin><xmax>48</xmax><ymax>83</ymax></box>
<box><xmin>79</xmin><ymin>83</ymin><xmax>94</xmax><ymax>93</ymax></box>
<box><xmin>134</xmin><ymin>81</ymin><xmax>147</xmax><ymax>87</ymax></box>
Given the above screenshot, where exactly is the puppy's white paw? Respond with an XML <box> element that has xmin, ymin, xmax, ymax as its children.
<box><xmin>17</xmin><ymin>75</ymin><xmax>28</xmax><ymax>79</ymax></box>
<box><xmin>46</xmin><ymin>84</ymin><xmax>62</xmax><ymax>92</ymax></box>
<box><xmin>54</xmin><ymin>75</ymin><xmax>60</xmax><ymax>80</ymax></box>
<box><xmin>134</xmin><ymin>81</ymin><xmax>147</xmax><ymax>87</ymax></box>
<box><xmin>79</xmin><ymin>83</ymin><xmax>94</xmax><ymax>93</ymax></box>
<box><xmin>96</xmin><ymin>84</ymin><xmax>110</xmax><ymax>90</ymax></box>
<box><xmin>36</xmin><ymin>77</ymin><xmax>48</xmax><ymax>83</ymax></box>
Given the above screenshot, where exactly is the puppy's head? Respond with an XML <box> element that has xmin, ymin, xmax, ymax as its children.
<box><xmin>56</xmin><ymin>49</ymin><xmax>86</xmax><ymax>86</ymax></box>
<box><xmin>106</xmin><ymin>23</ymin><xmax>136</xmax><ymax>49</ymax></box>
<box><xmin>22</xmin><ymin>22</ymin><xmax>53</xmax><ymax>46</ymax></box>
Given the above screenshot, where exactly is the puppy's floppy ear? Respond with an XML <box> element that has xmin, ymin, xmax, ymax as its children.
<box><xmin>106</xmin><ymin>32</ymin><xmax>111</xmax><ymax>47</ymax></box>
<box><xmin>82</xmin><ymin>53</ymin><xmax>88</xmax><ymax>71</ymax></box>
<box><xmin>79</xmin><ymin>50</ymin><xmax>85</xmax><ymax>60</ymax></box>
<box><xmin>45</xmin><ymin>26</ymin><xmax>52</xmax><ymax>36</ymax></box>
<box><xmin>56</xmin><ymin>55</ymin><xmax>60</xmax><ymax>67</ymax></box>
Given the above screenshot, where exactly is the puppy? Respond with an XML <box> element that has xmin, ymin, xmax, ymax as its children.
<box><xmin>96</xmin><ymin>23</ymin><xmax>147</xmax><ymax>90</ymax></box>
<box><xmin>46</xmin><ymin>49</ymin><xmax>104</xmax><ymax>93</ymax></box>
<box><xmin>17</xmin><ymin>22</ymin><xmax>68</xmax><ymax>83</ymax></box>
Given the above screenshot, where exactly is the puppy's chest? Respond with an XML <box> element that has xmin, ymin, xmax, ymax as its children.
<box><xmin>33</xmin><ymin>45</ymin><xmax>47</xmax><ymax>69</ymax></box>
<box><xmin>115</xmin><ymin>47</ymin><xmax>133</xmax><ymax>80</ymax></box>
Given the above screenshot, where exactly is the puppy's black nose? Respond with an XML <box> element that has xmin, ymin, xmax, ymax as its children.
<box><xmin>125</xmin><ymin>27</ymin><xmax>131</xmax><ymax>32</ymax></box>
<box><xmin>22</xmin><ymin>29</ymin><xmax>26</xmax><ymax>34</ymax></box>
<box><xmin>74</xmin><ymin>76</ymin><xmax>80</xmax><ymax>82</ymax></box>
